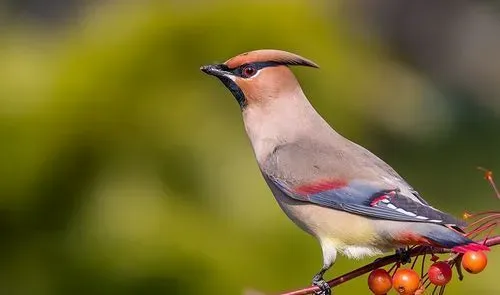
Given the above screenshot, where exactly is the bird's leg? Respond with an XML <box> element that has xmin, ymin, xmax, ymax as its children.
<box><xmin>312</xmin><ymin>267</ymin><xmax>331</xmax><ymax>295</ymax></box>
<box><xmin>395</xmin><ymin>247</ymin><xmax>412</xmax><ymax>264</ymax></box>
<box><xmin>314</xmin><ymin>240</ymin><xmax>336</xmax><ymax>295</ymax></box>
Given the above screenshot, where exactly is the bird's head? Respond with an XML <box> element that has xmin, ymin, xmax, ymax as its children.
<box><xmin>201</xmin><ymin>49</ymin><xmax>319</xmax><ymax>109</ymax></box>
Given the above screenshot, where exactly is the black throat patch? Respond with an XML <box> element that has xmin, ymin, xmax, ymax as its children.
<box><xmin>217</xmin><ymin>76</ymin><xmax>246</xmax><ymax>108</ymax></box>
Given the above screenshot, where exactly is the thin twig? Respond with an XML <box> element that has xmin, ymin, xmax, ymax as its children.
<box><xmin>478</xmin><ymin>167</ymin><xmax>500</xmax><ymax>200</ymax></box>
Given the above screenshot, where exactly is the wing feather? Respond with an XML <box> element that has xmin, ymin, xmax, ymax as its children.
<box><xmin>263</xmin><ymin>140</ymin><xmax>465</xmax><ymax>227</ymax></box>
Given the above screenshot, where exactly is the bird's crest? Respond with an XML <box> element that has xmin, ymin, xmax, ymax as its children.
<box><xmin>224</xmin><ymin>49</ymin><xmax>319</xmax><ymax>69</ymax></box>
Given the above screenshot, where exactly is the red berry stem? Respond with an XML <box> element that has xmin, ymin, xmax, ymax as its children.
<box><xmin>477</xmin><ymin>167</ymin><xmax>500</xmax><ymax>200</ymax></box>
<box><xmin>467</xmin><ymin>221</ymin><xmax>498</xmax><ymax>239</ymax></box>
<box><xmin>388</xmin><ymin>262</ymin><xmax>400</xmax><ymax>276</ymax></box>
<box><xmin>411</xmin><ymin>247</ymin><xmax>423</xmax><ymax>270</ymax></box>
<box><xmin>465</xmin><ymin>214</ymin><xmax>500</xmax><ymax>231</ymax></box>
<box><xmin>420</xmin><ymin>253</ymin><xmax>427</xmax><ymax>278</ymax></box>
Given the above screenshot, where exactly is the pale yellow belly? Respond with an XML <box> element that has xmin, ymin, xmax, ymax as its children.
<box><xmin>271</xmin><ymin>186</ymin><xmax>394</xmax><ymax>258</ymax></box>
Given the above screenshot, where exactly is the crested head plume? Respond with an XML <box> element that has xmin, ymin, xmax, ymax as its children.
<box><xmin>224</xmin><ymin>49</ymin><xmax>319</xmax><ymax>69</ymax></box>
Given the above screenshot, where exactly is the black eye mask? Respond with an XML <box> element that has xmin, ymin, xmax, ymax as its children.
<box><xmin>227</xmin><ymin>62</ymin><xmax>282</xmax><ymax>78</ymax></box>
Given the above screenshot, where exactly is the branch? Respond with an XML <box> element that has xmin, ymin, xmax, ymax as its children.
<box><xmin>280</xmin><ymin>236</ymin><xmax>500</xmax><ymax>295</ymax></box>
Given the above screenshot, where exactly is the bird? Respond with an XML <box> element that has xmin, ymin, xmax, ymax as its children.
<box><xmin>200</xmin><ymin>49</ymin><xmax>487</xmax><ymax>294</ymax></box>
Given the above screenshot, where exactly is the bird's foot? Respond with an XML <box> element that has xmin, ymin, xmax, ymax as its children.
<box><xmin>312</xmin><ymin>274</ymin><xmax>331</xmax><ymax>295</ymax></box>
<box><xmin>395</xmin><ymin>247</ymin><xmax>411</xmax><ymax>264</ymax></box>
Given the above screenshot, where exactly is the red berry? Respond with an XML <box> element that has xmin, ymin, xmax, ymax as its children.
<box><xmin>428</xmin><ymin>261</ymin><xmax>452</xmax><ymax>286</ymax></box>
<box><xmin>368</xmin><ymin>268</ymin><xmax>392</xmax><ymax>294</ymax></box>
<box><xmin>462</xmin><ymin>251</ymin><xmax>488</xmax><ymax>274</ymax></box>
<box><xmin>392</xmin><ymin>268</ymin><xmax>420</xmax><ymax>295</ymax></box>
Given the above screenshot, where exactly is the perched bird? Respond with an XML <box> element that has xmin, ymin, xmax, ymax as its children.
<box><xmin>200</xmin><ymin>49</ymin><xmax>486</xmax><ymax>294</ymax></box>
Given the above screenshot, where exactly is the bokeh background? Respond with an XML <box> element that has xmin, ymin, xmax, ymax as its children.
<box><xmin>1</xmin><ymin>0</ymin><xmax>500</xmax><ymax>294</ymax></box>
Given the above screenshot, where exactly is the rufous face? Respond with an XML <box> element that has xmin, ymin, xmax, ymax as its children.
<box><xmin>201</xmin><ymin>49</ymin><xmax>318</xmax><ymax>109</ymax></box>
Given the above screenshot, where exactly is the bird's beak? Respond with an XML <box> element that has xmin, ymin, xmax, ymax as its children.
<box><xmin>200</xmin><ymin>64</ymin><xmax>231</xmax><ymax>78</ymax></box>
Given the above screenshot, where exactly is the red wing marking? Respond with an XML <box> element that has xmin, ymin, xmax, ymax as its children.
<box><xmin>294</xmin><ymin>179</ymin><xmax>348</xmax><ymax>195</ymax></box>
<box><xmin>394</xmin><ymin>232</ymin><xmax>434</xmax><ymax>246</ymax></box>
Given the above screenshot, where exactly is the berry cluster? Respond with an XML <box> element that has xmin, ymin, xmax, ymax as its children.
<box><xmin>367</xmin><ymin>249</ymin><xmax>488</xmax><ymax>295</ymax></box>
<box><xmin>366</xmin><ymin>168</ymin><xmax>496</xmax><ymax>294</ymax></box>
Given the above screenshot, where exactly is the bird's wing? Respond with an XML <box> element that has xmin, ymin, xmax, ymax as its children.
<box><xmin>262</xmin><ymin>140</ymin><xmax>465</xmax><ymax>227</ymax></box>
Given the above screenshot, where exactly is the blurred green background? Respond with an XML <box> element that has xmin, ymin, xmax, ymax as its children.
<box><xmin>1</xmin><ymin>1</ymin><xmax>499</xmax><ymax>294</ymax></box>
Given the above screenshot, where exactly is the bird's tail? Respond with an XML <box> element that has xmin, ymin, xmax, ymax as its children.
<box><xmin>417</xmin><ymin>224</ymin><xmax>490</xmax><ymax>253</ymax></box>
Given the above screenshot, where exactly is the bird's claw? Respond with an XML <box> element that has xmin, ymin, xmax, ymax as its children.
<box><xmin>395</xmin><ymin>247</ymin><xmax>412</xmax><ymax>264</ymax></box>
<box><xmin>312</xmin><ymin>276</ymin><xmax>331</xmax><ymax>295</ymax></box>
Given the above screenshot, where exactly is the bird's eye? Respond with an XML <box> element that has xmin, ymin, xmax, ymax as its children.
<box><xmin>241</xmin><ymin>65</ymin><xmax>257</xmax><ymax>78</ymax></box>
